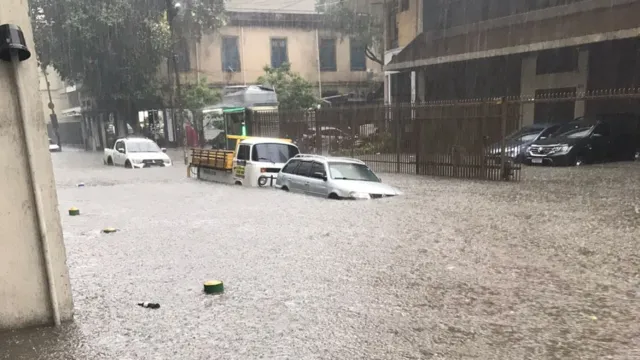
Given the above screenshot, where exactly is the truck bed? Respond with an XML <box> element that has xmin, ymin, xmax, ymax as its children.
<box><xmin>190</xmin><ymin>148</ymin><xmax>234</xmax><ymax>171</ymax></box>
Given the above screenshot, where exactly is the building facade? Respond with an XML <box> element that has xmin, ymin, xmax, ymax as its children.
<box><xmin>178</xmin><ymin>0</ymin><xmax>384</xmax><ymax>101</ymax></box>
<box><xmin>385</xmin><ymin>0</ymin><xmax>640</xmax><ymax>125</ymax></box>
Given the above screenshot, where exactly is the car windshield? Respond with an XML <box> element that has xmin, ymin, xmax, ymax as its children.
<box><xmin>552</xmin><ymin>122</ymin><xmax>595</xmax><ymax>139</ymax></box>
<box><xmin>506</xmin><ymin>127</ymin><xmax>545</xmax><ymax>142</ymax></box>
<box><xmin>251</xmin><ymin>143</ymin><xmax>299</xmax><ymax>163</ymax></box>
<box><xmin>329</xmin><ymin>162</ymin><xmax>380</xmax><ymax>182</ymax></box>
<box><xmin>127</xmin><ymin>140</ymin><xmax>161</xmax><ymax>153</ymax></box>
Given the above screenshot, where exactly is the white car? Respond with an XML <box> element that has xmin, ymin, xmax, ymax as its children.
<box><xmin>48</xmin><ymin>138</ymin><xmax>60</xmax><ymax>152</ymax></box>
<box><xmin>275</xmin><ymin>154</ymin><xmax>401</xmax><ymax>199</ymax></box>
<box><xmin>104</xmin><ymin>137</ymin><xmax>171</xmax><ymax>168</ymax></box>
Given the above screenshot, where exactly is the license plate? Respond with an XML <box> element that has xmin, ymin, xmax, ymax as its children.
<box><xmin>531</xmin><ymin>158</ymin><xmax>543</xmax><ymax>164</ymax></box>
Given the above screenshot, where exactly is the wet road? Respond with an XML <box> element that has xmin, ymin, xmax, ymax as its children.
<box><xmin>2</xmin><ymin>149</ymin><xmax>639</xmax><ymax>359</ymax></box>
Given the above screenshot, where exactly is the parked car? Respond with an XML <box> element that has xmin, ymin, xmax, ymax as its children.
<box><xmin>487</xmin><ymin>123</ymin><xmax>560</xmax><ymax>163</ymax></box>
<box><xmin>48</xmin><ymin>138</ymin><xmax>60</xmax><ymax>152</ymax></box>
<box><xmin>104</xmin><ymin>136</ymin><xmax>171</xmax><ymax>168</ymax></box>
<box><xmin>525</xmin><ymin>114</ymin><xmax>640</xmax><ymax>166</ymax></box>
<box><xmin>301</xmin><ymin>126</ymin><xmax>357</xmax><ymax>152</ymax></box>
<box><xmin>275</xmin><ymin>154</ymin><xmax>401</xmax><ymax>199</ymax></box>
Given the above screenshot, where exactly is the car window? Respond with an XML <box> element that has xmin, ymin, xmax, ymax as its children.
<box><xmin>294</xmin><ymin>161</ymin><xmax>313</xmax><ymax>177</ymax></box>
<box><xmin>237</xmin><ymin>144</ymin><xmax>250</xmax><ymax>160</ymax></box>
<box><xmin>115</xmin><ymin>141</ymin><xmax>125</xmax><ymax>152</ymax></box>
<box><xmin>539</xmin><ymin>126</ymin><xmax>560</xmax><ymax>138</ymax></box>
<box><xmin>311</xmin><ymin>162</ymin><xmax>326</xmax><ymax>176</ymax></box>
<box><xmin>593</xmin><ymin>123</ymin><xmax>610</xmax><ymax>136</ymax></box>
<box><xmin>282</xmin><ymin>160</ymin><xmax>300</xmax><ymax>174</ymax></box>
<box><xmin>127</xmin><ymin>140</ymin><xmax>160</xmax><ymax>153</ymax></box>
<box><xmin>328</xmin><ymin>162</ymin><xmax>380</xmax><ymax>182</ymax></box>
<box><xmin>251</xmin><ymin>143</ymin><xmax>299</xmax><ymax>163</ymax></box>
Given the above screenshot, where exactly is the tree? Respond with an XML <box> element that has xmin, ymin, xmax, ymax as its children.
<box><xmin>316</xmin><ymin>0</ymin><xmax>384</xmax><ymax>65</ymax></box>
<box><xmin>257</xmin><ymin>63</ymin><xmax>318</xmax><ymax>110</ymax></box>
<box><xmin>182</xmin><ymin>77</ymin><xmax>220</xmax><ymax>141</ymax></box>
<box><xmin>29</xmin><ymin>0</ymin><xmax>225</xmax><ymax>120</ymax></box>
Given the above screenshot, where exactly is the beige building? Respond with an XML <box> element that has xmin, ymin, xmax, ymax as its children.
<box><xmin>179</xmin><ymin>0</ymin><xmax>383</xmax><ymax>100</ymax></box>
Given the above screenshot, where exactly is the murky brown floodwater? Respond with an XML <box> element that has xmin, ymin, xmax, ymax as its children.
<box><xmin>1</xmin><ymin>149</ymin><xmax>639</xmax><ymax>359</ymax></box>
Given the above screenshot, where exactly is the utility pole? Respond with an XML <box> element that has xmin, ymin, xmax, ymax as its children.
<box><xmin>42</xmin><ymin>67</ymin><xmax>61</xmax><ymax>150</ymax></box>
<box><xmin>166</xmin><ymin>0</ymin><xmax>187</xmax><ymax>164</ymax></box>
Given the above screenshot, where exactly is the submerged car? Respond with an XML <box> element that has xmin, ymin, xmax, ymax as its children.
<box><xmin>525</xmin><ymin>114</ymin><xmax>640</xmax><ymax>166</ymax></box>
<box><xmin>487</xmin><ymin>123</ymin><xmax>560</xmax><ymax>163</ymax></box>
<box><xmin>104</xmin><ymin>137</ymin><xmax>171</xmax><ymax>168</ymax></box>
<box><xmin>276</xmin><ymin>154</ymin><xmax>401</xmax><ymax>199</ymax></box>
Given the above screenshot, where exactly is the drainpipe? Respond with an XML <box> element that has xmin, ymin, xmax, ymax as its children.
<box><xmin>241</xmin><ymin>27</ymin><xmax>246</xmax><ymax>85</ymax></box>
<box><xmin>315</xmin><ymin>29</ymin><xmax>323</xmax><ymax>97</ymax></box>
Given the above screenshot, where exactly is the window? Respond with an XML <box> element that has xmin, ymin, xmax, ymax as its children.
<box><xmin>536</xmin><ymin>48</ymin><xmax>579</xmax><ymax>74</ymax></box>
<box><xmin>328</xmin><ymin>162</ymin><xmax>380</xmax><ymax>182</ymax></box>
<box><xmin>350</xmin><ymin>41</ymin><xmax>367</xmax><ymax>71</ymax></box>
<box><xmin>127</xmin><ymin>140</ymin><xmax>161</xmax><ymax>153</ymax></box>
<box><xmin>115</xmin><ymin>141</ymin><xmax>125</xmax><ymax>152</ymax></box>
<box><xmin>399</xmin><ymin>0</ymin><xmax>409</xmax><ymax>11</ymax></box>
<box><xmin>237</xmin><ymin>144</ymin><xmax>250</xmax><ymax>160</ymax></box>
<box><xmin>295</xmin><ymin>161</ymin><xmax>313</xmax><ymax>177</ymax></box>
<box><xmin>222</xmin><ymin>36</ymin><xmax>241</xmax><ymax>72</ymax></box>
<box><xmin>311</xmin><ymin>162</ymin><xmax>326</xmax><ymax>177</ymax></box>
<box><xmin>270</xmin><ymin>38</ymin><xmax>288</xmax><ymax>68</ymax></box>
<box><xmin>593</xmin><ymin>123</ymin><xmax>610</xmax><ymax>136</ymax></box>
<box><xmin>282</xmin><ymin>160</ymin><xmax>300</xmax><ymax>174</ymax></box>
<box><xmin>319</xmin><ymin>38</ymin><xmax>337</xmax><ymax>72</ymax></box>
<box><xmin>251</xmin><ymin>143</ymin><xmax>299</xmax><ymax>163</ymax></box>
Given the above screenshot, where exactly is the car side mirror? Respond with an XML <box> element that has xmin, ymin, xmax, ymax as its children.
<box><xmin>161</xmin><ymin>148</ymin><xmax>167</xmax><ymax>153</ymax></box>
<box><xmin>313</xmin><ymin>172</ymin><xmax>327</xmax><ymax>181</ymax></box>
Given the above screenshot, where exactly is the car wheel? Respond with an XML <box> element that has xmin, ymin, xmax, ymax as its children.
<box><xmin>107</xmin><ymin>157</ymin><xmax>114</xmax><ymax>166</ymax></box>
<box><xmin>125</xmin><ymin>160</ymin><xmax>132</xmax><ymax>169</ymax></box>
<box><xmin>281</xmin><ymin>186</ymin><xmax>289</xmax><ymax>192</ymax></box>
<box><xmin>328</xmin><ymin>193</ymin><xmax>340</xmax><ymax>200</ymax></box>
<box><xmin>635</xmin><ymin>150</ymin><xmax>640</xmax><ymax>161</ymax></box>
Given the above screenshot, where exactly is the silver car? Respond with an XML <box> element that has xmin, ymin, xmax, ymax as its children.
<box><xmin>275</xmin><ymin>154</ymin><xmax>402</xmax><ymax>199</ymax></box>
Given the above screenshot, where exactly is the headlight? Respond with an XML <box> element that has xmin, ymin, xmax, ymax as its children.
<box><xmin>349</xmin><ymin>192</ymin><xmax>370</xmax><ymax>200</ymax></box>
<box><xmin>552</xmin><ymin>145</ymin><xmax>572</xmax><ymax>154</ymax></box>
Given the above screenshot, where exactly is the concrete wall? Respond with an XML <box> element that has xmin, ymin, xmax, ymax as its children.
<box><xmin>0</xmin><ymin>0</ymin><xmax>74</xmax><ymax>330</ymax></box>
<box><xmin>520</xmin><ymin>50</ymin><xmax>588</xmax><ymax>125</ymax></box>
<box><xmin>190</xmin><ymin>25</ymin><xmax>382</xmax><ymax>95</ymax></box>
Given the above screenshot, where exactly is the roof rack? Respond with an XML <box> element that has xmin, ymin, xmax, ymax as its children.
<box><xmin>293</xmin><ymin>154</ymin><xmax>326</xmax><ymax>160</ymax></box>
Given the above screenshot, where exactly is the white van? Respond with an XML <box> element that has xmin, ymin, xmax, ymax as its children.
<box><xmin>232</xmin><ymin>137</ymin><xmax>300</xmax><ymax>187</ymax></box>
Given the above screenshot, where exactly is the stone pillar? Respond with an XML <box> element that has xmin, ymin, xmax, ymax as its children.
<box><xmin>0</xmin><ymin>0</ymin><xmax>74</xmax><ymax>330</ymax></box>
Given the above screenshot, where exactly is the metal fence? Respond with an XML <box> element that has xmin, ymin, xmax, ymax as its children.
<box><xmin>248</xmin><ymin>89</ymin><xmax>640</xmax><ymax>181</ymax></box>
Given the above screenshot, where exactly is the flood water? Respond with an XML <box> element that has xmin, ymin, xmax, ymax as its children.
<box><xmin>1</xmin><ymin>150</ymin><xmax>639</xmax><ymax>359</ymax></box>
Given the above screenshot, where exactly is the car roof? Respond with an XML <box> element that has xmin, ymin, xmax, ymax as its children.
<box><xmin>240</xmin><ymin>137</ymin><xmax>295</xmax><ymax>145</ymax></box>
<box><xmin>121</xmin><ymin>137</ymin><xmax>154</xmax><ymax>143</ymax></box>
<box><xmin>292</xmin><ymin>154</ymin><xmax>365</xmax><ymax>164</ymax></box>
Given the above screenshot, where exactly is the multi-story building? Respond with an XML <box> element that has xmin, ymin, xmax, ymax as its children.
<box><xmin>38</xmin><ymin>66</ymin><xmax>84</xmax><ymax>145</ymax></box>
<box><xmin>178</xmin><ymin>0</ymin><xmax>384</xmax><ymax>101</ymax></box>
<box><xmin>385</xmin><ymin>0</ymin><xmax>640</xmax><ymax>125</ymax></box>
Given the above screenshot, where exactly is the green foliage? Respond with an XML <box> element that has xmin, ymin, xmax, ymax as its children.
<box><xmin>29</xmin><ymin>0</ymin><xmax>225</xmax><ymax>110</ymax></box>
<box><xmin>183</xmin><ymin>78</ymin><xmax>221</xmax><ymax>111</ymax></box>
<box><xmin>315</xmin><ymin>0</ymin><xmax>383</xmax><ymax>65</ymax></box>
<box><xmin>257</xmin><ymin>63</ymin><xmax>318</xmax><ymax>111</ymax></box>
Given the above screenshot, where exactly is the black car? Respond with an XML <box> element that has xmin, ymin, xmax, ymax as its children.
<box><xmin>525</xmin><ymin>114</ymin><xmax>640</xmax><ymax>166</ymax></box>
<box><xmin>487</xmin><ymin>123</ymin><xmax>560</xmax><ymax>164</ymax></box>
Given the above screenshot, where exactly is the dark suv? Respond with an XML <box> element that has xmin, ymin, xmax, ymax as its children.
<box><xmin>525</xmin><ymin>114</ymin><xmax>640</xmax><ymax>166</ymax></box>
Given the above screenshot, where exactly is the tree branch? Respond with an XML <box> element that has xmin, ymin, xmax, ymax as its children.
<box><xmin>365</xmin><ymin>46</ymin><xmax>384</xmax><ymax>66</ymax></box>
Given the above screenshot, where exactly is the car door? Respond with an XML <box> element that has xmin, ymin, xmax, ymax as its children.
<box><xmin>290</xmin><ymin>160</ymin><xmax>312</xmax><ymax>193</ymax></box>
<box><xmin>233</xmin><ymin>144</ymin><xmax>250</xmax><ymax>182</ymax></box>
<box><xmin>114</xmin><ymin>140</ymin><xmax>126</xmax><ymax>166</ymax></box>
<box><xmin>278</xmin><ymin>159</ymin><xmax>300</xmax><ymax>188</ymax></box>
<box><xmin>307</xmin><ymin>161</ymin><xmax>329</xmax><ymax>197</ymax></box>
<box><xmin>590</xmin><ymin>123</ymin><xmax>611</xmax><ymax>162</ymax></box>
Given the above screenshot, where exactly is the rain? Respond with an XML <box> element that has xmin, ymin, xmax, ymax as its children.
<box><xmin>1</xmin><ymin>0</ymin><xmax>640</xmax><ymax>359</ymax></box>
